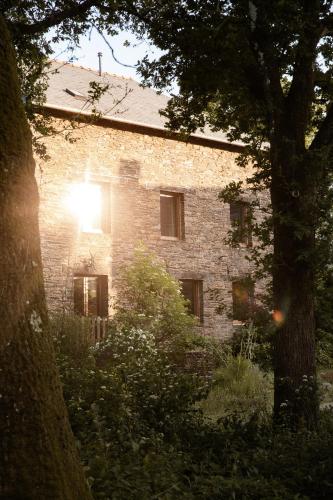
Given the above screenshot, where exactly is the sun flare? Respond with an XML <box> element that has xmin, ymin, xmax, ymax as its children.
<box><xmin>67</xmin><ymin>181</ymin><xmax>102</xmax><ymax>232</ymax></box>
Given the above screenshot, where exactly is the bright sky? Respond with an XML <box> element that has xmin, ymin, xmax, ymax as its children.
<box><xmin>50</xmin><ymin>28</ymin><xmax>162</xmax><ymax>83</ymax></box>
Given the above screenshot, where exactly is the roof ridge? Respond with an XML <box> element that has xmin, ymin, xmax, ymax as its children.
<box><xmin>50</xmin><ymin>58</ymin><xmax>139</xmax><ymax>84</ymax></box>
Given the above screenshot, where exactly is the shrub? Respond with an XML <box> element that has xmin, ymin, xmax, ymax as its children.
<box><xmin>54</xmin><ymin>317</ymin><xmax>333</xmax><ymax>499</ymax></box>
<box><xmin>230</xmin><ymin>319</ymin><xmax>274</xmax><ymax>372</ymax></box>
<box><xmin>50</xmin><ymin>313</ymin><xmax>94</xmax><ymax>368</ymax></box>
<box><xmin>56</xmin><ymin>323</ymin><xmax>207</xmax><ymax>498</ymax></box>
<box><xmin>111</xmin><ymin>246</ymin><xmax>197</xmax><ymax>357</ymax></box>
<box><xmin>200</xmin><ymin>355</ymin><xmax>273</xmax><ymax>422</ymax></box>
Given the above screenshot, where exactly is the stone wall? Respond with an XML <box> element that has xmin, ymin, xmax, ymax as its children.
<box><xmin>37</xmin><ymin>117</ymin><xmax>266</xmax><ymax>339</ymax></box>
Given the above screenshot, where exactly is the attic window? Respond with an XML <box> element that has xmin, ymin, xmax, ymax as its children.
<box><xmin>65</xmin><ymin>88</ymin><xmax>87</xmax><ymax>101</ymax></box>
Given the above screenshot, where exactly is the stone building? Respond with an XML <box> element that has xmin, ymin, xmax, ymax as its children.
<box><xmin>37</xmin><ymin>61</ymin><xmax>262</xmax><ymax>339</ymax></box>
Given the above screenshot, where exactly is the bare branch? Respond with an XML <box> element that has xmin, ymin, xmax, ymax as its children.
<box><xmin>9</xmin><ymin>0</ymin><xmax>98</xmax><ymax>36</ymax></box>
<box><xmin>93</xmin><ymin>24</ymin><xmax>136</xmax><ymax>69</ymax></box>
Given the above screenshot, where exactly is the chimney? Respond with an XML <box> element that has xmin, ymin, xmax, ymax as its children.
<box><xmin>98</xmin><ymin>52</ymin><xmax>103</xmax><ymax>76</ymax></box>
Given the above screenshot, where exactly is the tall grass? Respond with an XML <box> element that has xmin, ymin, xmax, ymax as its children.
<box><xmin>200</xmin><ymin>355</ymin><xmax>273</xmax><ymax>421</ymax></box>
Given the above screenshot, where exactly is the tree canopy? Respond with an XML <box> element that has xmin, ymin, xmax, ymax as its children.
<box><xmin>1</xmin><ymin>10</ymin><xmax>333</xmax><ymax>487</ymax></box>
<box><xmin>115</xmin><ymin>0</ymin><xmax>333</xmax><ymax>425</ymax></box>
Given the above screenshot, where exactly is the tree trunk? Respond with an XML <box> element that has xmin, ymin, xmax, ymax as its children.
<box><xmin>0</xmin><ymin>17</ymin><xmax>92</xmax><ymax>499</ymax></box>
<box><xmin>271</xmin><ymin>134</ymin><xmax>318</xmax><ymax>427</ymax></box>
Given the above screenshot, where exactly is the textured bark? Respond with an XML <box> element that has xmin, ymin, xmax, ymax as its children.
<box><xmin>272</xmin><ymin>255</ymin><xmax>317</xmax><ymax>426</ymax></box>
<box><xmin>271</xmin><ymin>129</ymin><xmax>318</xmax><ymax>426</ymax></box>
<box><xmin>268</xmin><ymin>6</ymin><xmax>320</xmax><ymax>425</ymax></box>
<box><xmin>0</xmin><ymin>16</ymin><xmax>92</xmax><ymax>499</ymax></box>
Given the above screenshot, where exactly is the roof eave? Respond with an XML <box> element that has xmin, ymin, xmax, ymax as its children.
<box><xmin>37</xmin><ymin>103</ymin><xmax>245</xmax><ymax>153</ymax></box>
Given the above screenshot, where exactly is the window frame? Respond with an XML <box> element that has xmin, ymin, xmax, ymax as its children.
<box><xmin>160</xmin><ymin>191</ymin><xmax>184</xmax><ymax>240</ymax></box>
<box><xmin>229</xmin><ymin>201</ymin><xmax>252</xmax><ymax>247</ymax></box>
<box><xmin>73</xmin><ymin>274</ymin><xmax>108</xmax><ymax>317</ymax></box>
<box><xmin>180</xmin><ymin>279</ymin><xmax>204</xmax><ymax>324</ymax></box>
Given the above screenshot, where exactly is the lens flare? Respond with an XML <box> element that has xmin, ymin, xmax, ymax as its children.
<box><xmin>272</xmin><ymin>309</ymin><xmax>285</xmax><ymax>326</ymax></box>
<box><xmin>67</xmin><ymin>181</ymin><xmax>102</xmax><ymax>232</ymax></box>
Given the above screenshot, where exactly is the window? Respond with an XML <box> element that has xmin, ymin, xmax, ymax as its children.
<box><xmin>73</xmin><ymin>275</ymin><xmax>108</xmax><ymax>317</ymax></box>
<box><xmin>68</xmin><ymin>181</ymin><xmax>111</xmax><ymax>233</ymax></box>
<box><xmin>160</xmin><ymin>191</ymin><xmax>184</xmax><ymax>238</ymax></box>
<box><xmin>180</xmin><ymin>279</ymin><xmax>203</xmax><ymax>323</ymax></box>
<box><xmin>232</xmin><ymin>279</ymin><xmax>254</xmax><ymax>321</ymax></box>
<box><xmin>230</xmin><ymin>202</ymin><xmax>252</xmax><ymax>246</ymax></box>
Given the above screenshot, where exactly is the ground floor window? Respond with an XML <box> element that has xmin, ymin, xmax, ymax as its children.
<box><xmin>232</xmin><ymin>278</ymin><xmax>254</xmax><ymax>321</ymax></box>
<box><xmin>180</xmin><ymin>279</ymin><xmax>203</xmax><ymax>323</ymax></box>
<box><xmin>73</xmin><ymin>275</ymin><xmax>108</xmax><ymax>317</ymax></box>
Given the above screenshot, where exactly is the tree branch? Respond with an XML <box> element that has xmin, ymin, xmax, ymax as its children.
<box><xmin>310</xmin><ymin>103</ymin><xmax>333</xmax><ymax>150</ymax></box>
<box><xmin>247</xmin><ymin>2</ymin><xmax>284</xmax><ymax>130</ymax></box>
<box><xmin>285</xmin><ymin>4</ymin><xmax>321</xmax><ymax>139</ymax></box>
<box><xmin>9</xmin><ymin>0</ymin><xmax>98</xmax><ymax>36</ymax></box>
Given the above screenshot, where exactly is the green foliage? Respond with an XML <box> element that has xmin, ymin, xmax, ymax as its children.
<box><xmin>57</xmin><ymin>324</ymin><xmax>206</xmax><ymax>498</ymax></box>
<box><xmin>53</xmin><ymin>315</ymin><xmax>333</xmax><ymax>499</ymax></box>
<box><xmin>50</xmin><ymin>313</ymin><xmax>94</xmax><ymax>367</ymax></box>
<box><xmin>315</xmin><ymin>272</ymin><xmax>333</xmax><ymax>368</ymax></box>
<box><xmin>201</xmin><ymin>355</ymin><xmax>273</xmax><ymax>422</ymax></box>
<box><xmin>218</xmin><ymin>181</ymin><xmax>244</xmax><ymax>204</ymax></box>
<box><xmin>52</xmin><ymin>318</ymin><xmax>332</xmax><ymax>499</ymax></box>
<box><xmin>112</xmin><ymin>247</ymin><xmax>198</xmax><ymax>357</ymax></box>
<box><xmin>123</xmin><ymin>0</ymin><xmax>333</xmax><ymax>424</ymax></box>
<box><xmin>230</xmin><ymin>315</ymin><xmax>274</xmax><ymax>372</ymax></box>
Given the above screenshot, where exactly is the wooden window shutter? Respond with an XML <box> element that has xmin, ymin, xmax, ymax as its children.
<box><xmin>97</xmin><ymin>275</ymin><xmax>108</xmax><ymax>317</ymax></box>
<box><xmin>73</xmin><ymin>277</ymin><xmax>84</xmax><ymax>315</ymax></box>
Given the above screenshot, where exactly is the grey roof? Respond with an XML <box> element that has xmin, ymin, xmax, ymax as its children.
<box><xmin>45</xmin><ymin>61</ymin><xmax>240</xmax><ymax>146</ymax></box>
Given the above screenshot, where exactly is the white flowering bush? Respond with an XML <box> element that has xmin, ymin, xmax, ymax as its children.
<box><xmin>56</xmin><ymin>323</ymin><xmax>207</xmax><ymax>498</ymax></box>
<box><xmin>93</xmin><ymin>327</ymin><xmax>208</xmax><ymax>435</ymax></box>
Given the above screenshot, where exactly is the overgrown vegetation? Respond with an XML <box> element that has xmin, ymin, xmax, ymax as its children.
<box><xmin>122</xmin><ymin>0</ymin><xmax>333</xmax><ymax>426</ymax></box>
<box><xmin>53</xmin><ymin>317</ymin><xmax>333</xmax><ymax>499</ymax></box>
<box><xmin>200</xmin><ymin>355</ymin><xmax>273</xmax><ymax>422</ymax></box>
<box><xmin>110</xmin><ymin>247</ymin><xmax>197</xmax><ymax>360</ymax></box>
<box><xmin>51</xmin><ymin>250</ymin><xmax>333</xmax><ymax>498</ymax></box>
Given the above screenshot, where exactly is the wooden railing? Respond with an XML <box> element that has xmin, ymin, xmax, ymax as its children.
<box><xmin>89</xmin><ymin>317</ymin><xmax>109</xmax><ymax>343</ymax></box>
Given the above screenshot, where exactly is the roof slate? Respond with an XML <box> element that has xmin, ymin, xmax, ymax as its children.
<box><xmin>45</xmin><ymin>61</ymin><xmax>239</xmax><ymax>145</ymax></box>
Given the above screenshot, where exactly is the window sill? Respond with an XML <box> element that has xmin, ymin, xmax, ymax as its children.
<box><xmin>160</xmin><ymin>235</ymin><xmax>181</xmax><ymax>241</ymax></box>
<box><xmin>237</xmin><ymin>243</ymin><xmax>252</xmax><ymax>249</ymax></box>
<box><xmin>232</xmin><ymin>320</ymin><xmax>246</xmax><ymax>326</ymax></box>
<box><xmin>81</xmin><ymin>228</ymin><xmax>103</xmax><ymax>234</ymax></box>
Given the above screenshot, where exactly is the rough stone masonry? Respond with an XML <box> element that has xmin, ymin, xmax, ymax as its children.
<box><xmin>36</xmin><ymin>112</ymin><xmax>267</xmax><ymax>339</ymax></box>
